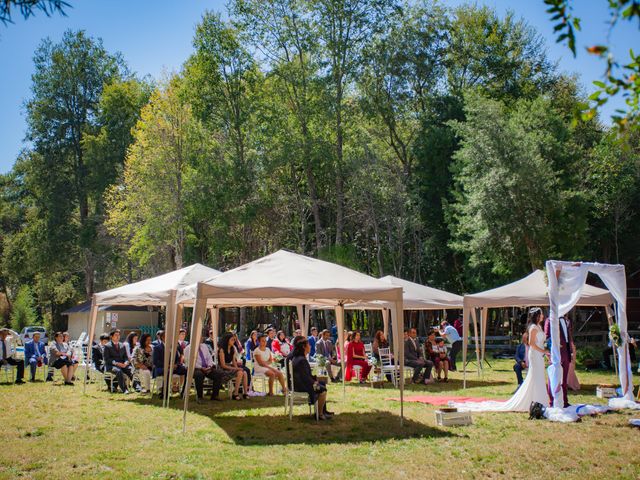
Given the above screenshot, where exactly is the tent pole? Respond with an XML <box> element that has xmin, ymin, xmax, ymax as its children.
<box><xmin>166</xmin><ymin>298</ymin><xmax>182</xmax><ymax>407</ymax></box>
<box><xmin>462</xmin><ymin>302</ymin><xmax>468</xmax><ymax>389</ymax></box>
<box><xmin>394</xmin><ymin>299</ymin><xmax>405</xmax><ymax>427</ymax></box>
<box><xmin>84</xmin><ymin>295</ymin><xmax>98</xmax><ymax>395</ymax></box>
<box><xmin>335</xmin><ymin>304</ymin><xmax>346</xmax><ymax>400</ymax></box>
<box><xmin>471</xmin><ymin>308</ymin><xmax>481</xmax><ymax>377</ymax></box>
<box><xmin>163</xmin><ymin>291</ymin><xmax>177</xmax><ymax>408</ymax></box>
<box><xmin>183</xmin><ymin>286</ymin><xmax>206</xmax><ymax>433</ymax></box>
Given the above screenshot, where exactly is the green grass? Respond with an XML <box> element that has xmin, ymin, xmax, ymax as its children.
<box><xmin>1</xmin><ymin>360</ymin><xmax>639</xmax><ymax>479</ymax></box>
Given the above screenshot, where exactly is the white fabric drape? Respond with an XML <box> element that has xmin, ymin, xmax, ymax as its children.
<box><xmin>546</xmin><ymin>261</ymin><xmax>633</xmax><ymax>407</ymax></box>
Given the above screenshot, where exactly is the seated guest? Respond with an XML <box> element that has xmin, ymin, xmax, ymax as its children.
<box><xmin>514</xmin><ymin>331</ymin><xmax>528</xmax><ymax>388</ymax></box>
<box><xmin>272</xmin><ymin>330</ymin><xmax>292</xmax><ymax>360</ymax></box>
<box><xmin>346</xmin><ymin>331</ymin><xmax>372</xmax><ymax>383</ymax></box>
<box><xmin>218</xmin><ymin>332</ymin><xmax>249</xmax><ymax>400</ymax></box>
<box><xmin>232</xmin><ymin>332</ymin><xmax>246</xmax><ymax>366</ymax></box>
<box><xmin>178</xmin><ymin>329</ymin><xmax>189</xmax><ymax>351</ymax></box>
<box><xmin>308</xmin><ymin>327</ymin><xmax>318</xmax><ymax>357</ymax></box>
<box><xmin>253</xmin><ymin>334</ymin><xmax>288</xmax><ymax>396</ymax></box>
<box><xmin>103</xmin><ymin>329</ymin><xmax>133</xmax><ymax>393</ymax></box>
<box><xmin>424</xmin><ymin>329</ymin><xmax>439</xmax><ymax>370</ymax></box>
<box><xmin>49</xmin><ymin>331</ymin><xmax>78</xmax><ymax>385</ymax></box>
<box><xmin>132</xmin><ymin>333</ymin><xmax>154</xmax><ymax>393</ymax></box>
<box><xmin>124</xmin><ymin>332</ymin><xmax>138</xmax><ymax>363</ymax></box>
<box><xmin>245</xmin><ymin>330</ymin><xmax>258</xmax><ymax>363</ymax></box>
<box><xmin>286</xmin><ymin>336</ymin><xmax>333</xmax><ymax>420</ymax></box>
<box><xmin>0</xmin><ymin>328</ymin><xmax>25</xmax><ymax>384</ymax></box>
<box><xmin>204</xmin><ymin>329</ymin><xmax>216</xmax><ymax>352</ymax></box>
<box><xmin>316</xmin><ymin>329</ymin><xmax>341</xmax><ymax>382</ymax></box>
<box><xmin>405</xmin><ymin>328</ymin><xmax>434</xmax><ymax>385</ymax></box>
<box><xmin>62</xmin><ymin>331</ymin><xmax>79</xmax><ymax>371</ymax></box>
<box><xmin>434</xmin><ymin>337</ymin><xmax>449</xmax><ymax>382</ymax></box>
<box><xmin>92</xmin><ymin>334</ymin><xmax>109</xmax><ymax>371</ymax></box>
<box><xmin>24</xmin><ymin>331</ymin><xmax>47</xmax><ymax>382</ymax></box>
<box><xmin>152</xmin><ymin>330</ymin><xmax>187</xmax><ymax>395</ymax></box>
<box><xmin>265</xmin><ymin>328</ymin><xmax>276</xmax><ymax>350</ymax></box>
<box><xmin>372</xmin><ymin>330</ymin><xmax>389</xmax><ymax>360</ymax></box>
<box><xmin>184</xmin><ymin>339</ymin><xmax>231</xmax><ymax>402</ymax></box>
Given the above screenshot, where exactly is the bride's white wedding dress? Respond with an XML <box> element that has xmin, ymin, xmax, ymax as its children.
<box><xmin>452</xmin><ymin>324</ymin><xmax>549</xmax><ymax>412</ymax></box>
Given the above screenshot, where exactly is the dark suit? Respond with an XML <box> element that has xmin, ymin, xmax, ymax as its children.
<box><xmin>152</xmin><ymin>341</ymin><xmax>186</xmax><ymax>378</ymax></box>
<box><xmin>92</xmin><ymin>344</ymin><xmax>105</xmax><ymax>371</ymax></box>
<box><xmin>545</xmin><ymin>317</ymin><xmax>572</xmax><ymax>407</ymax></box>
<box><xmin>513</xmin><ymin>343</ymin><xmax>527</xmax><ymax>385</ymax></box>
<box><xmin>103</xmin><ymin>341</ymin><xmax>133</xmax><ymax>392</ymax></box>
<box><xmin>404</xmin><ymin>336</ymin><xmax>433</xmax><ymax>382</ymax></box>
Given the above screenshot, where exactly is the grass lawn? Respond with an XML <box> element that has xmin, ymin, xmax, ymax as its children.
<box><xmin>1</xmin><ymin>359</ymin><xmax>639</xmax><ymax>480</ymax></box>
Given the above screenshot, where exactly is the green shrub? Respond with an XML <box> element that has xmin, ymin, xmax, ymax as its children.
<box><xmin>10</xmin><ymin>285</ymin><xmax>38</xmax><ymax>332</ymax></box>
<box><xmin>575</xmin><ymin>345</ymin><xmax>601</xmax><ymax>367</ymax></box>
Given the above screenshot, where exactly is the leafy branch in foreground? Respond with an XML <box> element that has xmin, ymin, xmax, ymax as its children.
<box><xmin>544</xmin><ymin>0</ymin><xmax>640</xmax><ymax>127</ymax></box>
<box><xmin>0</xmin><ymin>0</ymin><xmax>69</xmax><ymax>25</ymax></box>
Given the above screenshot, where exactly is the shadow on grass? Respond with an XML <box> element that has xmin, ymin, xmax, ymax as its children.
<box><xmin>123</xmin><ymin>394</ymin><xmax>457</xmax><ymax>445</ymax></box>
<box><xmin>212</xmin><ymin>410</ymin><xmax>456</xmax><ymax>445</ymax></box>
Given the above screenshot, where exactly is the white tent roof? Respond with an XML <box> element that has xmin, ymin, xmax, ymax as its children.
<box><xmin>463</xmin><ymin>269</ymin><xmax>613</xmax><ymax>308</ymax></box>
<box><xmin>379</xmin><ymin>275</ymin><xmax>462</xmax><ymax>309</ymax></box>
<box><xmin>95</xmin><ymin>263</ymin><xmax>221</xmax><ymax>306</ymax></box>
<box><xmin>177</xmin><ymin>250</ymin><xmax>403</xmax><ymax>306</ymax></box>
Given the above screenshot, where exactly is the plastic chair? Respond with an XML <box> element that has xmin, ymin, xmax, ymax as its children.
<box><xmin>285</xmin><ymin>360</ymin><xmax>318</xmax><ymax>421</ymax></box>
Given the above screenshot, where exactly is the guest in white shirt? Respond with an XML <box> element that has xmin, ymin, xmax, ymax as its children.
<box><xmin>0</xmin><ymin>328</ymin><xmax>25</xmax><ymax>384</ymax></box>
<box><xmin>440</xmin><ymin>320</ymin><xmax>463</xmax><ymax>371</ymax></box>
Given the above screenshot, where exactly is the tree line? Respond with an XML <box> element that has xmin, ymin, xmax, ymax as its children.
<box><xmin>1</xmin><ymin>1</ymin><xmax>639</xmax><ymax>331</ymax></box>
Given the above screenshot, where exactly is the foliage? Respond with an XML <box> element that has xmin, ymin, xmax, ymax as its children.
<box><xmin>9</xmin><ymin>285</ymin><xmax>38</xmax><ymax>332</ymax></box>
<box><xmin>544</xmin><ymin>0</ymin><xmax>640</xmax><ymax>126</ymax></box>
<box><xmin>0</xmin><ymin>0</ymin><xmax>68</xmax><ymax>25</ymax></box>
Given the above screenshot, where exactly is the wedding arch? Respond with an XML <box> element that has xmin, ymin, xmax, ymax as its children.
<box><xmin>546</xmin><ymin>261</ymin><xmax>634</xmax><ymax>407</ymax></box>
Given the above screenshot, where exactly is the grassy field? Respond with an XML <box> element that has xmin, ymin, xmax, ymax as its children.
<box><xmin>1</xmin><ymin>359</ymin><xmax>639</xmax><ymax>480</ymax></box>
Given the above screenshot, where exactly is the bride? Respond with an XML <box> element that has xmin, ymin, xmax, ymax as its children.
<box><xmin>452</xmin><ymin>307</ymin><xmax>550</xmax><ymax>412</ymax></box>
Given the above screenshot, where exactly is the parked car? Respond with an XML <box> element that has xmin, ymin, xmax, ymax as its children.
<box><xmin>20</xmin><ymin>326</ymin><xmax>48</xmax><ymax>344</ymax></box>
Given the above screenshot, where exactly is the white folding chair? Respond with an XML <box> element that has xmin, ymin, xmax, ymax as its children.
<box><xmin>379</xmin><ymin>347</ymin><xmax>401</xmax><ymax>387</ymax></box>
<box><xmin>285</xmin><ymin>360</ymin><xmax>318</xmax><ymax>421</ymax></box>
<box><xmin>1</xmin><ymin>364</ymin><xmax>16</xmax><ymax>383</ymax></box>
<box><xmin>364</xmin><ymin>343</ymin><xmax>373</xmax><ymax>356</ymax></box>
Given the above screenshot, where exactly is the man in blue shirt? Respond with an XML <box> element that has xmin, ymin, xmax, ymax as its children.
<box><xmin>24</xmin><ymin>331</ymin><xmax>48</xmax><ymax>381</ymax></box>
<box><xmin>440</xmin><ymin>320</ymin><xmax>462</xmax><ymax>371</ymax></box>
<box><xmin>308</xmin><ymin>327</ymin><xmax>318</xmax><ymax>357</ymax></box>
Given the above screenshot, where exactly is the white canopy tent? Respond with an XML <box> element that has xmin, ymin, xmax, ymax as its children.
<box><xmin>84</xmin><ymin>263</ymin><xmax>221</xmax><ymax>406</ymax></box>
<box><xmin>311</xmin><ymin>275</ymin><xmax>463</xmax><ymax>339</ymax></box>
<box><xmin>462</xmin><ymin>269</ymin><xmax>614</xmax><ymax>388</ymax></box>
<box><xmin>176</xmin><ymin>250</ymin><xmax>406</xmax><ymax>430</ymax></box>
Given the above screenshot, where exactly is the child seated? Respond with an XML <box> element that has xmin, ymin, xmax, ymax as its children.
<box><xmin>434</xmin><ymin>337</ymin><xmax>449</xmax><ymax>382</ymax></box>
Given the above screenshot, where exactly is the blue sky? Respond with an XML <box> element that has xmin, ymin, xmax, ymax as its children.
<box><xmin>0</xmin><ymin>0</ymin><xmax>638</xmax><ymax>174</ymax></box>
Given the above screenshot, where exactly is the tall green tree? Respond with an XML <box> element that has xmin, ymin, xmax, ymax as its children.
<box><xmin>25</xmin><ymin>30</ymin><xmax>125</xmax><ymax>300</ymax></box>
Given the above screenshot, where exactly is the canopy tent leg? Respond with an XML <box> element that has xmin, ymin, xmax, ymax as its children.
<box><xmin>480</xmin><ymin>307</ymin><xmax>490</xmax><ymax>370</ymax></box>
<box><xmin>163</xmin><ymin>291</ymin><xmax>177</xmax><ymax>408</ymax></box>
<box><xmin>393</xmin><ymin>299</ymin><xmax>405</xmax><ymax>427</ymax></box>
<box><xmin>304</xmin><ymin>306</ymin><xmax>311</xmax><ymax>336</ymax></box>
<box><xmin>462</xmin><ymin>304</ymin><xmax>468</xmax><ymax>389</ymax></box>
<box><xmin>296</xmin><ymin>305</ymin><xmax>306</xmax><ymax>336</ymax></box>
<box><xmin>471</xmin><ymin>308</ymin><xmax>481</xmax><ymax>377</ymax></box>
<box><xmin>166</xmin><ymin>299</ymin><xmax>183</xmax><ymax>407</ymax></box>
<box><xmin>83</xmin><ymin>295</ymin><xmax>98</xmax><ymax>395</ymax></box>
<box><xmin>382</xmin><ymin>308</ymin><xmax>389</xmax><ymax>340</ymax></box>
<box><xmin>335</xmin><ymin>304</ymin><xmax>346</xmax><ymax>399</ymax></box>
<box><xmin>183</xmin><ymin>290</ymin><xmax>207</xmax><ymax>433</ymax></box>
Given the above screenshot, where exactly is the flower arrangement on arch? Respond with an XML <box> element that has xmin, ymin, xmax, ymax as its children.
<box><xmin>609</xmin><ymin>324</ymin><xmax>622</xmax><ymax>348</ymax></box>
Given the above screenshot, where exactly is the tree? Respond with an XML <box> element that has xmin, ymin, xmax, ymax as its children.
<box><xmin>10</xmin><ymin>285</ymin><xmax>38</xmax><ymax>332</ymax></box>
<box><xmin>106</xmin><ymin>77</ymin><xmax>218</xmax><ymax>271</ymax></box>
<box><xmin>25</xmin><ymin>30</ymin><xmax>125</xmax><ymax>299</ymax></box>
<box><xmin>448</xmin><ymin>92</ymin><xmax>586</xmax><ymax>281</ymax></box>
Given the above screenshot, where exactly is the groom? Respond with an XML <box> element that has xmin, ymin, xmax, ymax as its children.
<box><xmin>544</xmin><ymin>315</ymin><xmax>572</xmax><ymax>408</ymax></box>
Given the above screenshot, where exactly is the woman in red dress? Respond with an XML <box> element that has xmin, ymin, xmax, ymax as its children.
<box><xmin>345</xmin><ymin>331</ymin><xmax>372</xmax><ymax>382</ymax></box>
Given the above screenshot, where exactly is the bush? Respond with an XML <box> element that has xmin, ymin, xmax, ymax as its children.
<box><xmin>10</xmin><ymin>285</ymin><xmax>38</xmax><ymax>332</ymax></box>
<box><xmin>575</xmin><ymin>345</ymin><xmax>601</xmax><ymax>368</ymax></box>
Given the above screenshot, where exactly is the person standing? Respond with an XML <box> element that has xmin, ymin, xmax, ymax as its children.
<box><xmin>440</xmin><ymin>320</ymin><xmax>462</xmax><ymax>371</ymax></box>
<box><xmin>0</xmin><ymin>328</ymin><xmax>25</xmax><ymax>384</ymax></box>
<box><xmin>308</xmin><ymin>327</ymin><xmax>319</xmax><ymax>357</ymax></box>
<box><xmin>24</xmin><ymin>331</ymin><xmax>47</xmax><ymax>381</ymax></box>
<box><xmin>513</xmin><ymin>331</ymin><xmax>528</xmax><ymax>389</ymax></box>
